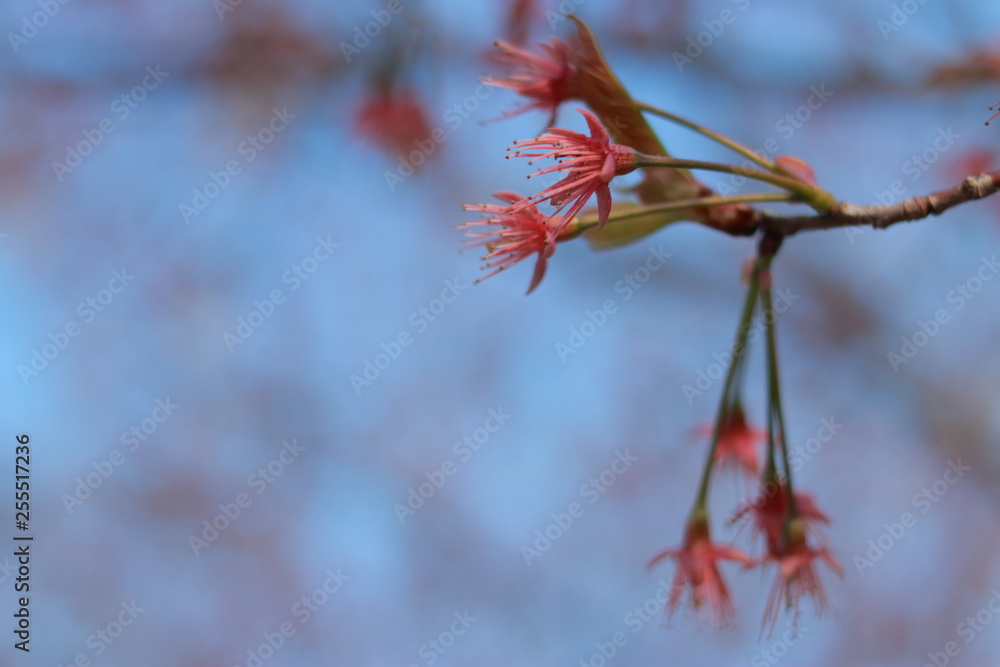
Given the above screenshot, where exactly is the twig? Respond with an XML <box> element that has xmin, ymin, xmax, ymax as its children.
<box><xmin>754</xmin><ymin>171</ymin><xmax>1000</xmax><ymax>236</ymax></box>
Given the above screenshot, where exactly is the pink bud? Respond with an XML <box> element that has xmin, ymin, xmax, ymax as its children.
<box><xmin>775</xmin><ymin>155</ymin><xmax>818</xmax><ymax>187</ymax></box>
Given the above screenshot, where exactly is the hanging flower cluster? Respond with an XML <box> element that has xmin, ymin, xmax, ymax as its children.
<box><xmin>649</xmin><ymin>252</ymin><xmax>841</xmax><ymax>635</ymax></box>
<box><xmin>455</xmin><ymin>6</ymin><xmax>1000</xmax><ymax>639</ymax></box>
<box><xmin>458</xmin><ymin>15</ymin><xmax>847</xmax><ymax>633</ymax></box>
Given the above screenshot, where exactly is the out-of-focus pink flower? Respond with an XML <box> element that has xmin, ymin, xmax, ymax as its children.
<box><xmin>648</xmin><ymin>517</ymin><xmax>751</xmax><ymax>628</ymax></box>
<box><xmin>950</xmin><ymin>148</ymin><xmax>997</xmax><ymax>177</ymax></box>
<box><xmin>355</xmin><ymin>89</ymin><xmax>432</xmax><ymax>158</ymax></box>
<box><xmin>460</xmin><ymin>192</ymin><xmax>566</xmax><ymax>294</ymax></box>
<box><xmin>483</xmin><ymin>38</ymin><xmax>577</xmax><ymax>124</ymax></box>
<box><xmin>758</xmin><ymin>521</ymin><xmax>842</xmax><ymax>637</ymax></box>
<box><xmin>730</xmin><ymin>485</ymin><xmax>830</xmax><ymax>557</ymax></box>
<box><xmin>947</xmin><ymin>148</ymin><xmax>1000</xmax><ymax>226</ymax></box>
<box><xmin>696</xmin><ymin>404</ymin><xmax>765</xmax><ymax>479</ymax></box>
<box><xmin>508</xmin><ymin>108</ymin><xmax>639</xmax><ymax>232</ymax></box>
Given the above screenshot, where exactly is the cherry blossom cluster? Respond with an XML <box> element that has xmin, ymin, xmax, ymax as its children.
<box><xmin>648</xmin><ymin>253</ymin><xmax>841</xmax><ymax>635</ymax></box>
<box><xmin>457</xmin><ymin>16</ymin><xmax>849</xmax><ymax>634</ymax></box>
<box><xmin>459</xmin><ymin>18</ymin><xmax>835</xmax><ymax>295</ymax></box>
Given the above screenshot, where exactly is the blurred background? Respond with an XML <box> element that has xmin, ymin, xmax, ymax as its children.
<box><xmin>4</xmin><ymin>0</ymin><xmax>1000</xmax><ymax>665</ymax></box>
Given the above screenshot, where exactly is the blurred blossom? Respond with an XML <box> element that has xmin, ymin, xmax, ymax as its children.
<box><xmin>925</xmin><ymin>47</ymin><xmax>1000</xmax><ymax>87</ymax></box>
<box><xmin>200</xmin><ymin>7</ymin><xmax>339</xmax><ymax>105</ymax></box>
<box><xmin>696</xmin><ymin>403</ymin><xmax>765</xmax><ymax>480</ymax></box>
<box><xmin>949</xmin><ymin>147</ymin><xmax>997</xmax><ymax>177</ymax></box>
<box><xmin>354</xmin><ymin>86</ymin><xmax>433</xmax><ymax>158</ymax></box>
<box><xmin>483</xmin><ymin>38</ymin><xmax>578</xmax><ymax>124</ymax></box>
<box><xmin>759</xmin><ymin>522</ymin><xmax>842</xmax><ymax>638</ymax></box>
<box><xmin>648</xmin><ymin>517</ymin><xmax>752</xmax><ymax>628</ymax></box>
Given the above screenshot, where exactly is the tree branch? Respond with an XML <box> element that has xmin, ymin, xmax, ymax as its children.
<box><xmin>755</xmin><ymin>171</ymin><xmax>1000</xmax><ymax>236</ymax></box>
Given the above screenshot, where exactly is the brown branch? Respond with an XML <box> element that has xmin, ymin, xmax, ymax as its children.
<box><xmin>752</xmin><ymin>171</ymin><xmax>1000</xmax><ymax>237</ymax></box>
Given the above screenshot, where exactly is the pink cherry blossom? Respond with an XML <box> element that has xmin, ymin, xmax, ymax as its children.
<box><xmin>484</xmin><ymin>38</ymin><xmax>577</xmax><ymax>124</ymax></box>
<box><xmin>460</xmin><ymin>192</ymin><xmax>563</xmax><ymax>294</ymax></box>
<box><xmin>508</xmin><ymin>108</ymin><xmax>639</xmax><ymax>232</ymax></box>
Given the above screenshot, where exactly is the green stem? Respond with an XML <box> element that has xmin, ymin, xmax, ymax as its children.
<box><xmin>691</xmin><ymin>272</ymin><xmax>760</xmax><ymax>513</ymax></box>
<box><xmin>638</xmin><ymin>155</ymin><xmax>810</xmax><ymax>196</ymax></box>
<box><xmin>635</xmin><ymin>101</ymin><xmax>777</xmax><ymax>171</ymax></box>
<box><xmin>760</xmin><ymin>257</ymin><xmax>797</xmax><ymax>519</ymax></box>
<box><xmin>636</xmin><ymin>154</ymin><xmax>837</xmax><ymax>213</ymax></box>
<box><xmin>575</xmin><ymin>193</ymin><xmax>794</xmax><ymax>231</ymax></box>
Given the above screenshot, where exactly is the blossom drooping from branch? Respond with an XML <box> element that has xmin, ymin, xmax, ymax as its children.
<box><xmin>758</xmin><ymin>520</ymin><xmax>842</xmax><ymax>638</ymax></box>
<box><xmin>648</xmin><ymin>517</ymin><xmax>752</xmax><ymax>628</ymax></box>
<box><xmin>508</xmin><ymin>108</ymin><xmax>639</xmax><ymax>232</ymax></box>
<box><xmin>696</xmin><ymin>403</ymin><xmax>765</xmax><ymax>480</ymax></box>
<box><xmin>730</xmin><ymin>486</ymin><xmax>830</xmax><ymax>558</ymax></box>
<box><xmin>460</xmin><ymin>192</ymin><xmax>569</xmax><ymax>294</ymax></box>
